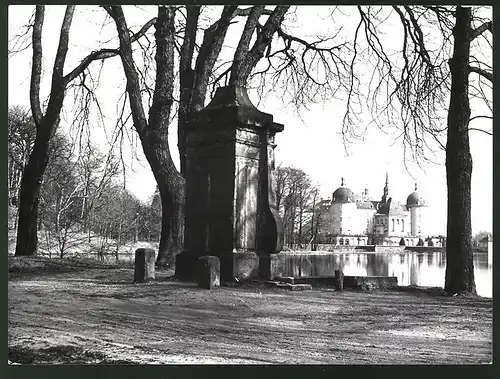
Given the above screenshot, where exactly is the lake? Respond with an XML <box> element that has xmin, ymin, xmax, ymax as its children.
<box><xmin>337</xmin><ymin>251</ymin><xmax>492</xmax><ymax>297</ymax></box>
<box><xmin>105</xmin><ymin>249</ymin><xmax>492</xmax><ymax>298</ymax></box>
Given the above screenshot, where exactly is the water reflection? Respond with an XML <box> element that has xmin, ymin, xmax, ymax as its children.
<box><xmin>104</xmin><ymin>250</ymin><xmax>491</xmax><ymax>297</ymax></box>
<box><xmin>337</xmin><ymin>251</ymin><xmax>491</xmax><ymax>298</ymax></box>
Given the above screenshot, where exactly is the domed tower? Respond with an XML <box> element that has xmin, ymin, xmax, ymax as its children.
<box><xmin>332</xmin><ymin>177</ymin><xmax>354</xmax><ymax>204</ymax></box>
<box><xmin>406</xmin><ymin>183</ymin><xmax>426</xmax><ymax>236</ymax></box>
<box><xmin>331</xmin><ymin>177</ymin><xmax>355</xmax><ymax>235</ymax></box>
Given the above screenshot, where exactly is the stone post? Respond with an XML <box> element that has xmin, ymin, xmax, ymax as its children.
<box><xmin>197</xmin><ymin>256</ymin><xmax>220</xmax><ymax>289</ymax></box>
<box><xmin>335</xmin><ymin>269</ymin><xmax>344</xmax><ymax>291</ymax></box>
<box><xmin>134</xmin><ymin>248</ymin><xmax>156</xmax><ymax>283</ymax></box>
<box><xmin>175</xmin><ymin>86</ymin><xmax>284</xmax><ymax>282</ymax></box>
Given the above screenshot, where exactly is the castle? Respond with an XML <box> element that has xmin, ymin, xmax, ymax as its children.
<box><xmin>316</xmin><ymin>174</ymin><xmax>443</xmax><ymax>247</ymax></box>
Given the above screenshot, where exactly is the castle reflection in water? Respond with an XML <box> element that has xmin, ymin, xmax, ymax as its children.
<box><xmin>337</xmin><ymin>251</ymin><xmax>491</xmax><ymax>297</ymax></box>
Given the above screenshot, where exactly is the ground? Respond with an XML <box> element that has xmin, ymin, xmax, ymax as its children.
<box><xmin>8</xmin><ymin>256</ymin><xmax>492</xmax><ymax>365</ymax></box>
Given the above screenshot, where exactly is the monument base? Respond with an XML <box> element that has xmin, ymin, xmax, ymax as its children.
<box><xmin>258</xmin><ymin>254</ymin><xmax>274</xmax><ymax>280</ymax></box>
<box><xmin>175</xmin><ymin>250</ymin><xmax>199</xmax><ymax>282</ymax></box>
<box><xmin>197</xmin><ymin>256</ymin><xmax>220</xmax><ymax>289</ymax></box>
<box><xmin>220</xmin><ymin>251</ymin><xmax>259</xmax><ymax>282</ymax></box>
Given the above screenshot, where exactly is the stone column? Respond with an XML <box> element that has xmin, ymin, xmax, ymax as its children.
<box><xmin>175</xmin><ymin>86</ymin><xmax>284</xmax><ymax>282</ymax></box>
<box><xmin>134</xmin><ymin>248</ymin><xmax>155</xmax><ymax>283</ymax></box>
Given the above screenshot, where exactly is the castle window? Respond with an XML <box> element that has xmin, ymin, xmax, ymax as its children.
<box><xmin>401</xmin><ymin>219</ymin><xmax>405</xmax><ymax>232</ymax></box>
<box><xmin>339</xmin><ymin>238</ymin><xmax>344</xmax><ymax>245</ymax></box>
<box><xmin>391</xmin><ymin>219</ymin><xmax>395</xmax><ymax>232</ymax></box>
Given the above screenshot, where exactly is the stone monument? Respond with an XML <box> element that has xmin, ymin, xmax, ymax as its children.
<box><xmin>134</xmin><ymin>248</ymin><xmax>156</xmax><ymax>283</ymax></box>
<box><xmin>175</xmin><ymin>85</ymin><xmax>284</xmax><ymax>282</ymax></box>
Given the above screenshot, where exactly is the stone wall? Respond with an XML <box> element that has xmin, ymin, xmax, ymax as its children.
<box><xmin>386</xmin><ymin>214</ymin><xmax>411</xmax><ymax>237</ymax></box>
<box><xmin>373</xmin><ymin>245</ymin><xmax>406</xmax><ymax>254</ymax></box>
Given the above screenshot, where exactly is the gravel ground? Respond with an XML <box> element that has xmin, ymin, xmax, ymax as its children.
<box><xmin>8</xmin><ymin>256</ymin><xmax>492</xmax><ymax>364</ymax></box>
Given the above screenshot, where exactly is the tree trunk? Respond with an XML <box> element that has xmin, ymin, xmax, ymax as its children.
<box><xmin>140</xmin><ymin>131</ymin><xmax>185</xmax><ymax>267</ymax></box>
<box><xmin>444</xmin><ymin>6</ymin><xmax>476</xmax><ymax>295</ymax></box>
<box><xmin>178</xmin><ymin>6</ymin><xmax>200</xmax><ymax>175</ymax></box>
<box><xmin>15</xmin><ymin>121</ymin><xmax>54</xmax><ymax>256</ymax></box>
<box><xmin>16</xmin><ymin>5</ymin><xmax>75</xmax><ymax>256</ymax></box>
<box><xmin>106</xmin><ymin>6</ymin><xmax>184</xmax><ymax>267</ymax></box>
<box><xmin>116</xmin><ymin>219</ymin><xmax>122</xmax><ymax>263</ymax></box>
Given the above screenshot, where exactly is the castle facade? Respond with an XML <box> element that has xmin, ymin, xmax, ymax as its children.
<box><xmin>316</xmin><ymin>174</ymin><xmax>443</xmax><ymax>247</ymax></box>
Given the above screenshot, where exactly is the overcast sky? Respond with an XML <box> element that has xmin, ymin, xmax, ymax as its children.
<box><xmin>8</xmin><ymin>5</ymin><xmax>493</xmax><ymax>236</ymax></box>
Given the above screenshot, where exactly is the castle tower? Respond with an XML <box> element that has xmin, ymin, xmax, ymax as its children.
<box><xmin>406</xmin><ymin>183</ymin><xmax>426</xmax><ymax>236</ymax></box>
<box><xmin>331</xmin><ymin>177</ymin><xmax>355</xmax><ymax>235</ymax></box>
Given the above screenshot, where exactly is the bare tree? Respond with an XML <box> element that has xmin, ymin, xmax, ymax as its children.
<box><xmin>104</xmin><ymin>5</ymin><xmax>183</xmax><ymax>266</ymax></box>
<box><xmin>444</xmin><ymin>6</ymin><xmax>491</xmax><ymax>294</ymax></box>
<box><xmin>275</xmin><ymin>166</ymin><xmax>318</xmax><ymax>249</ymax></box>
<box><xmin>13</xmin><ymin>5</ymin><xmax>153</xmax><ymax>256</ymax></box>
<box><xmin>343</xmin><ymin>5</ymin><xmax>492</xmax><ymax>294</ymax></box>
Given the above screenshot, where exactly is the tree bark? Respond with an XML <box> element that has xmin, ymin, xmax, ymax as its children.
<box><xmin>106</xmin><ymin>5</ymin><xmax>184</xmax><ymax>266</ymax></box>
<box><xmin>15</xmin><ymin>5</ymin><xmax>75</xmax><ymax>256</ymax></box>
<box><xmin>229</xmin><ymin>5</ymin><xmax>289</xmax><ymax>86</ymax></box>
<box><xmin>177</xmin><ymin>6</ymin><xmax>237</xmax><ymax>174</ymax></box>
<box><xmin>15</xmin><ymin>122</ymin><xmax>52</xmax><ymax>255</ymax></box>
<box><xmin>444</xmin><ymin>6</ymin><xmax>476</xmax><ymax>295</ymax></box>
<box><xmin>16</xmin><ymin>4</ymin><xmax>128</xmax><ymax>256</ymax></box>
<box><xmin>178</xmin><ymin>6</ymin><xmax>200</xmax><ymax>175</ymax></box>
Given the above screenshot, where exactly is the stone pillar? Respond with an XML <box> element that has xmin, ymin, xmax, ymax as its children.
<box><xmin>335</xmin><ymin>269</ymin><xmax>344</xmax><ymax>291</ymax></box>
<box><xmin>176</xmin><ymin>86</ymin><xmax>284</xmax><ymax>282</ymax></box>
<box><xmin>134</xmin><ymin>248</ymin><xmax>155</xmax><ymax>283</ymax></box>
<box><xmin>197</xmin><ymin>256</ymin><xmax>220</xmax><ymax>289</ymax></box>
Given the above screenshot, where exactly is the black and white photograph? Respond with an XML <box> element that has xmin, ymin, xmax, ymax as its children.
<box><xmin>8</xmin><ymin>4</ymin><xmax>493</xmax><ymax>365</ymax></box>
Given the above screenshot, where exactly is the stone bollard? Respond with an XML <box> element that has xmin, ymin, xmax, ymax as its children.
<box><xmin>197</xmin><ymin>256</ymin><xmax>220</xmax><ymax>289</ymax></box>
<box><xmin>134</xmin><ymin>248</ymin><xmax>156</xmax><ymax>283</ymax></box>
<box><xmin>335</xmin><ymin>269</ymin><xmax>344</xmax><ymax>291</ymax></box>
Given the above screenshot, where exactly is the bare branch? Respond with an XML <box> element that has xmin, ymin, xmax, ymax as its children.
<box><xmin>52</xmin><ymin>6</ymin><xmax>75</xmax><ymax>83</ymax></box>
<box><xmin>9</xmin><ymin>9</ymin><xmax>35</xmax><ymax>56</ymax></box>
<box><xmin>63</xmin><ymin>49</ymin><xmax>119</xmax><ymax>85</ymax></box>
<box><xmin>469</xmin><ymin>115</ymin><xmax>492</xmax><ymax>123</ymax></box>
<box><xmin>130</xmin><ymin>17</ymin><xmax>158</xmax><ymax>44</ymax></box>
<box><xmin>230</xmin><ymin>6</ymin><xmax>265</xmax><ymax>83</ymax></box>
<box><xmin>469</xmin><ymin>65</ymin><xmax>492</xmax><ymax>82</ymax></box>
<box><xmin>468</xmin><ymin>127</ymin><xmax>492</xmax><ymax>135</ymax></box>
<box><xmin>232</xmin><ymin>5</ymin><xmax>290</xmax><ymax>85</ymax></box>
<box><xmin>233</xmin><ymin>7</ymin><xmax>273</xmax><ymax>18</ymax></box>
<box><xmin>63</xmin><ymin>16</ymin><xmax>156</xmax><ymax>86</ymax></box>
<box><xmin>105</xmin><ymin>5</ymin><xmax>148</xmax><ymax>134</ymax></box>
<box><xmin>30</xmin><ymin>5</ymin><xmax>44</xmax><ymax>126</ymax></box>
<box><xmin>470</xmin><ymin>20</ymin><xmax>492</xmax><ymax>40</ymax></box>
<box><xmin>192</xmin><ymin>5</ymin><xmax>238</xmax><ymax>109</ymax></box>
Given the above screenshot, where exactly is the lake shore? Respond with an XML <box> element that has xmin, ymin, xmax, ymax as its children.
<box><xmin>8</xmin><ymin>256</ymin><xmax>492</xmax><ymax>364</ymax></box>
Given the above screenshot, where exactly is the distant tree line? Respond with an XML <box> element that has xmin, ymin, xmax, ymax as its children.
<box><xmin>472</xmin><ymin>231</ymin><xmax>492</xmax><ymax>248</ymax></box>
<box><xmin>8</xmin><ymin>106</ymin><xmax>162</xmax><ymax>259</ymax></box>
<box><xmin>275</xmin><ymin>165</ymin><xmax>322</xmax><ymax>250</ymax></box>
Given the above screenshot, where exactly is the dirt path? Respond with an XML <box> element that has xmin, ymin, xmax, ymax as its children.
<box><xmin>8</xmin><ymin>257</ymin><xmax>492</xmax><ymax>364</ymax></box>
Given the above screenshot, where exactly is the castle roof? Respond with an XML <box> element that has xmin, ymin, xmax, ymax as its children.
<box><xmin>333</xmin><ymin>177</ymin><xmax>354</xmax><ymax>204</ymax></box>
<box><xmin>406</xmin><ymin>192</ymin><xmax>420</xmax><ymax>207</ymax></box>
